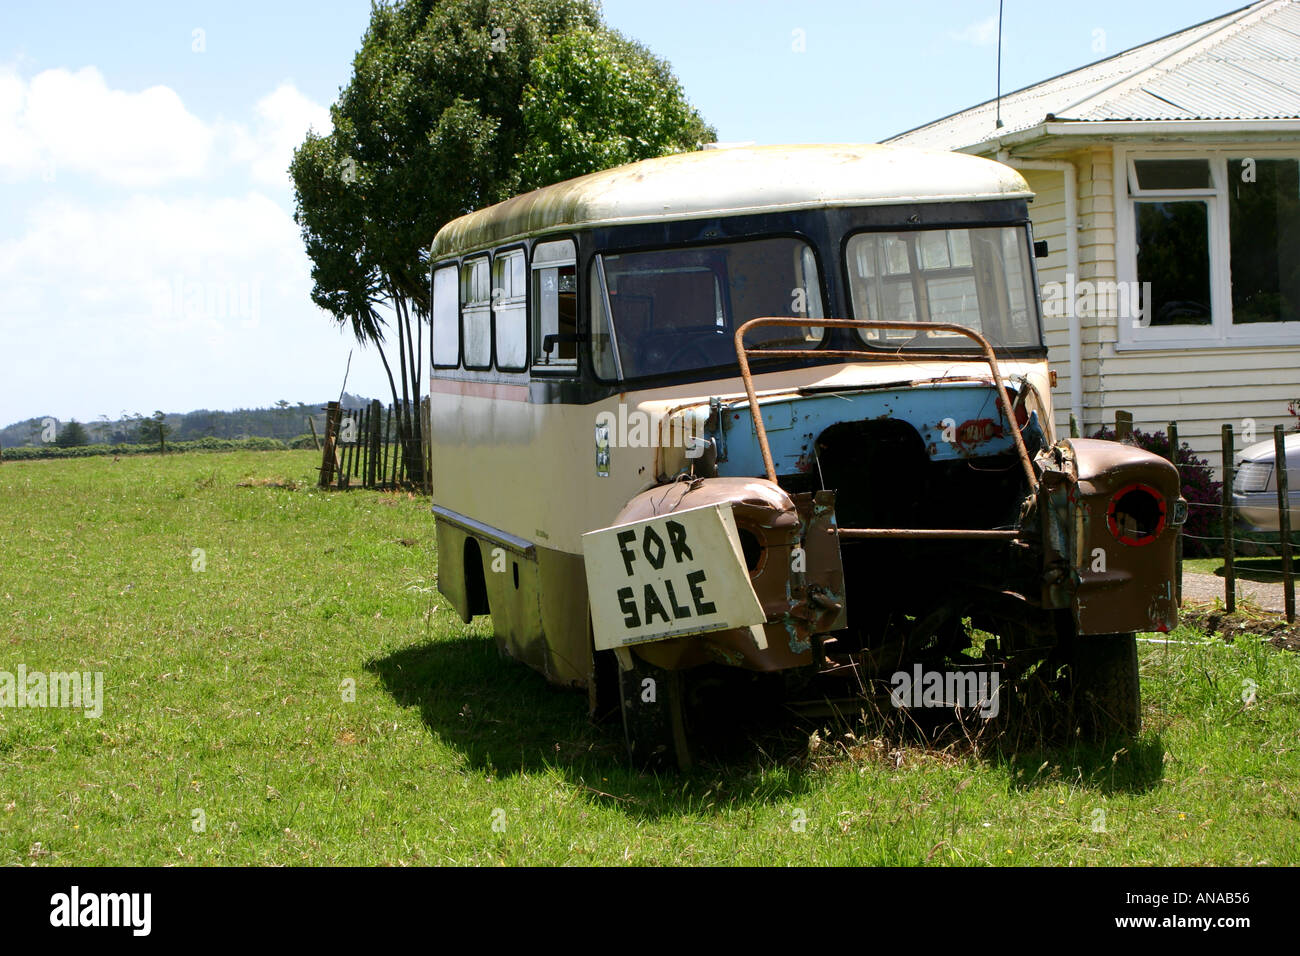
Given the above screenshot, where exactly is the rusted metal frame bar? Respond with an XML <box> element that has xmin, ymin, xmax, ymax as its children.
<box><xmin>740</xmin><ymin>349</ymin><xmax>1023</xmax><ymax>362</ymax></box>
<box><xmin>733</xmin><ymin>317</ymin><xmax>1038</xmax><ymax>492</ymax></box>
<box><xmin>831</xmin><ymin>528</ymin><xmax>1021</xmax><ymax>540</ymax></box>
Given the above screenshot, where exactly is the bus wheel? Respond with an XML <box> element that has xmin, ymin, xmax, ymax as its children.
<box><xmin>1067</xmin><ymin>632</ymin><xmax>1141</xmax><ymax>739</ymax></box>
<box><xmin>617</xmin><ymin>652</ymin><xmax>692</xmax><ymax>772</ymax></box>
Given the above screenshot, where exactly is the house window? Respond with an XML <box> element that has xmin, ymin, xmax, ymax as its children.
<box><xmin>1132</xmin><ymin>158</ymin><xmax>1212</xmax><ymax>190</ymax></box>
<box><xmin>1228</xmin><ymin>158</ymin><xmax>1300</xmax><ymax>325</ymax></box>
<box><xmin>1134</xmin><ymin>201</ymin><xmax>1212</xmax><ymax>326</ymax></box>
<box><xmin>1120</xmin><ymin>150</ymin><xmax>1300</xmax><ymax>347</ymax></box>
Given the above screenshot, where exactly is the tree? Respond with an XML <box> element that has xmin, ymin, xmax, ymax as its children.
<box><xmin>137</xmin><ymin>411</ymin><xmax>173</xmax><ymax>453</ymax></box>
<box><xmin>120</xmin><ymin>412</ymin><xmax>144</xmax><ymax>444</ymax></box>
<box><xmin>517</xmin><ymin>27</ymin><xmax>714</xmax><ymax>192</ymax></box>
<box><xmin>55</xmin><ymin>420</ymin><xmax>90</xmax><ymax>447</ymax></box>
<box><xmin>291</xmin><ymin>0</ymin><xmax>712</xmax><ymax>487</ymax></box>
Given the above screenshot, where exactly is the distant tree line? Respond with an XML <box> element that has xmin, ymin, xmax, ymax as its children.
<box><xmin>0</xmin><ymin>393</ymin><xmax>373</xmax><ymax>449</ymax></box>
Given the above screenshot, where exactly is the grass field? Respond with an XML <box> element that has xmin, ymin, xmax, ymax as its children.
<box><xmin>1</xmin><ymin>450</ymin><xmax>1297</xmax><ymax>865</ymax></box>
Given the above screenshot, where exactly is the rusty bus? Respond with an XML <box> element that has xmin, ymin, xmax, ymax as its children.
<box><xmin>427</xmin><ymin>144</ymin><xmax>1185</xmax><ymax>769</ymax></box>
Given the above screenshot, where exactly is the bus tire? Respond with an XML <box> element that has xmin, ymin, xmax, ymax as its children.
<box><xmin>618</xmin><ymin>652</ymin><xmax>692</xmax><ymax>772</ymax></box>
<box><xmin>1069</xmin><ymin>632</ymin><xmax>1141</xmax><ymax>739</ymax></box>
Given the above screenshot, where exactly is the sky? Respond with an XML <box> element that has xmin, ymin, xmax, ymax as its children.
<box><xmin>0</xmin><ymin>0</ymin><xmax>1245</xmax><ymax>427</ymax></box>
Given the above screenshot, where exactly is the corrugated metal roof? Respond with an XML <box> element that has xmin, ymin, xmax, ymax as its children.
<box><xmin>887</xmin><ymin>1</ymin><xmax>1300</xmax><ymax>151</ymax></box>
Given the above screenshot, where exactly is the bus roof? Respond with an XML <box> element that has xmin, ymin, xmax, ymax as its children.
<box><xmin>430</xmin><ymin>143</ymin><xmax>1032</xmax><ymax>260</ymax></box>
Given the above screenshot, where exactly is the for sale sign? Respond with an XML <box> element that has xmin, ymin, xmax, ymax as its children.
<box><xmin>583</xmin><ymin>503</ymin><xmax>766</xmax><ymax>651</ymax></box>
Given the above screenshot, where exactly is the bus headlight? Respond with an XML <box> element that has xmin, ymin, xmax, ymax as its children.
<box><xmin>1106</xmin><ymin>483</ymin><xmax>1167</xmax><ymax>547</ymax></box>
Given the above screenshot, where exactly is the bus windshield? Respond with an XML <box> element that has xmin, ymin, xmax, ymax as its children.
<box><xmin>590</xmin><ymin>236</ymin><xmax>825</xmax><ymax>380</ymax></box>
<box><xmin>846</xmin><ymin>225</ymin><xmax>1041</xmax><ymax>350</ymax></box>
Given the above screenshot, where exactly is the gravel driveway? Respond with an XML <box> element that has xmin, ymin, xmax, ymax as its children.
<box><xmin>1182</xmin><ymin>570</ymin><xmax>1290</xmax><ymax>612</ymax></box>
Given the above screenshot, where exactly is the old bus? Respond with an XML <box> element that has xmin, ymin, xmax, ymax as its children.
<box><xmin>428</xmin><ymin>144</ymin><xmax>1184</xmax><ymax>769</ymax></box>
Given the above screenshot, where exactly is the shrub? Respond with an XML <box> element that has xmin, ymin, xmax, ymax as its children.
<box><xmin>0</xmin><ymin>437</ymin><xmax>289</xmax><ymax>461</ymax></box>
<box><xmin>1089</xmin><ymin>425</ymin><xmax>1222</xmax><ymax>556</ymax></box>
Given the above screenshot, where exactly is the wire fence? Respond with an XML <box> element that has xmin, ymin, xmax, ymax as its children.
<box><xmin>1123</xmin><ymin>415</ymin><xmax>1296</xmax><ymax>622</ymax></box>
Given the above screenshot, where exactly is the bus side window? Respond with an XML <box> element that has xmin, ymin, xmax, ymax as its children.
<box><xmin>493</xmin><ymin>249</ymin><xmax>528</xmax><ymax>371</ymax></box>
<box><xmin>531</xmin><ymin>238</ymin><xmax>577</xmax><ymax>368</ymax></box>
<box><xmin>432</xmin><ymin>264</ymin><xmax>459</xmax><ymax>368</ymax></box>
<box><xmin>461</xmin><ymin>255</ymin><xmax>491</xmax><ymax>370</ymax></box>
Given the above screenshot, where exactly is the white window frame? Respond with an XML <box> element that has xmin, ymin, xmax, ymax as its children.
<box><xmin>431</xmin><ymin>263</ymin><xmax>460</xmax><ymax>369</ymax></box>
<box><xmin>530</xmin><ymin>238</ymin><xmax>578</xmax><ymax>370</ymax></box>
<box><xmin>460</xmin><ymin>254</ymin><xmax>492</xmax><ymax>370</ymax></box>
<box><xmin>492</xmin><ymin>247</ymin><xmax>529</xmax><ymax>371</ymax></box>
<box><xmin>1115</xmin><ymin>145</ymin><xmax>1300</xmax><ymax>350</ymax></box>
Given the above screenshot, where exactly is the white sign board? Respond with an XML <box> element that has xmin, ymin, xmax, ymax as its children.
<box><xmin>582</xmin><ymin>503</ymin><xmax>767</xmax><ymax>651</ymax></box>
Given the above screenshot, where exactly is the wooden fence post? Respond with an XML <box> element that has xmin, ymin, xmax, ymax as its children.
<box><xmin>1275</xmin><ymin>425</ymin><xmax>1295</xmax><ymax>623</ymax></box>
<box><xmin>340</xmin><ymin>410</ymin><xmax>354</xmax><ymax>489</ymax></box>
<box><xmin>367</xmin><ymin>399</ymin><xmax>383</xmax><ymax>489</ymax></box>
<box><xmin>389</xmin><ymin>406</ymin><xmax>399</xmax><ymax>487</ymax></box>
<box><xmin>318</xmin><ymin>402</ymin><xmax>341</xmax><ymax>488</ymax></box>
<box><xmin>1168</xmin><ymin>421</ymin><xmax>1181</xmax><ymax>607</ymax></box>
<box><xmin>1115</xmin><ymin>410</ymin><xmax>1133</xmax><ymax>441</ymax></box>
<box><xmin>1221</xmin><ymin>424</ymin><xmax>1236</xmax><ymax>613</ymax></box>
<box><xmin>379</xmin><ymin>406</ymin><xmax>391</xmax><ymax>489</ymax></box>
<box><xmin>356</xmin><ymin>405</ymin><xmax>366</xmax><ymax>481</ymax></box>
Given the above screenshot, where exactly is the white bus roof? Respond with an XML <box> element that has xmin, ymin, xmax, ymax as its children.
<box><xmin>430</xmin><ymin>143</ymin><xmax>1032</xmax><ymax>259</ymax></box>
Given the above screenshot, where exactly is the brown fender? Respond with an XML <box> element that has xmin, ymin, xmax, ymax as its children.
<box><xmin>1065</xmin><ymin>438</ymin><xmax>1184</xmax><ymax>635</ymax></box>
<box><xmin>610</xmin><ymin>477</ymin><xmax>846</xmax><ymax>672</ymax></box>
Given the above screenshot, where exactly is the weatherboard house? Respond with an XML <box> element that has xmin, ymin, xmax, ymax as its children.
<box><xmin>887</xmin><ymin>0</ymin><xmax>1300</xmax><ymax>472</ymax></box>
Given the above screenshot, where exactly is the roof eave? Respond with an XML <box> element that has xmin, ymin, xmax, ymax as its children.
<box><xmin>956</xmin><ymin>117</ymin><xmax>1300</xmax><ymax>156</ymax></box>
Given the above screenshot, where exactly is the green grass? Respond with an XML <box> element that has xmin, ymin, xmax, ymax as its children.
<box><xmin>1</xmin><ymin>451</ymin><xmax>1297</xmax><ymax>865</ymax></box>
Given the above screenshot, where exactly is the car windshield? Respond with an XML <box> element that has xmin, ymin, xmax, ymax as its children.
<box><xmin>845</xmin><ymin>226</ymin><xmax>1041</xmax><ymax>350</ymax></box>
<box><xmin>590</xmin><ymin>237</ymin><xmax>824</xmax><ymax>380</ymax></box>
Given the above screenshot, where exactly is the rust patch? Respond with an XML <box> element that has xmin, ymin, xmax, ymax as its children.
<box><xmin>953</xmin><ymin>418</ymin><xmax>1004</xmax><ymax>449</ymax></box>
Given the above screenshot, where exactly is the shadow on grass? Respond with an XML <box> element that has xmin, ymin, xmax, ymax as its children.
<box><xmin>783</xmin><ymin>694</ymin><xmax>1168</xmax><ymax>796</ymax></box>
<box><xmin>1210</xmin><ymin>557</ymin><xmax>1292</xmax><ymax>585</ymax></box>
<box><xmin>991</xmin><ymin>734</ymin><xmax>1166</xmax><ymax>796</ymax></box>
<box><xmin>369</xmin><ymin>631</ymin><xmax>1166</xmax><ymax>812</ymax></box>
<box><xmin>366</xmin><ymin>634</ymin><xmax>816</xmax><ymax>818</ymax></box>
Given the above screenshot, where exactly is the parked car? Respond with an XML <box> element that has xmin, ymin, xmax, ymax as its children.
<box><xmin>1233</xmin><ymin>432</ymin><xmax>1300</xmax><ymax>532</ymax></box>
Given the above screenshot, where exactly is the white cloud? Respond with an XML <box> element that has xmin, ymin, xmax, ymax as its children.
<box><xmin>0</xmin><ymin>192</ymin><xmax>305</xmax><ymax>345</ymax></box>
<box><xmin>0</xmin><ymin>67</ymin><xmax>330</xmax><ymax>191</ymax></box>
<box><xmin>0</xmin><ymin>191</ymin><xmax>381</xmax><ymax>423</ymax></box>
<box><xmin>0</xmin><ymin>66</ymin><xmax>213</xmax><ymax>186</ymax></box>
<box><xmin>949</xmin><ymin>16</ymin><xmax>1000</xmax><ymax>48</ymax></box>
<box><xmin>13</xmin><ymin>190</ymin><xmax>279</xmax><ymax>283</ymax></box>
<box><xmin>226</xmin><ymin>82</ymin><xmax>332</xmax><ymax>189</ymax></box>
<box><xmin>0</xmin><ymin>68</ymin><xmax>389</xmax><ymax>424</ymax></box>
